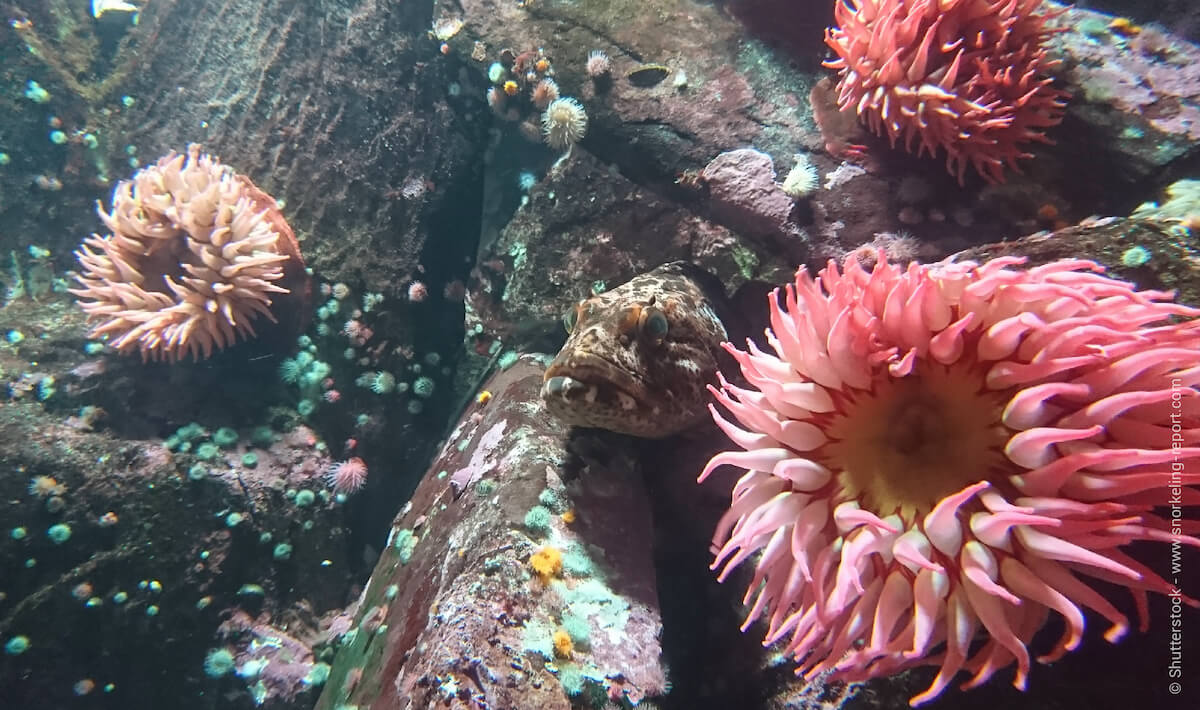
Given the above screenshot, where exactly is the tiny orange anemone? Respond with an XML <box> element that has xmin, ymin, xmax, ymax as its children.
<box><xmin>530</xmin><ymin>546</ymin><xmax>563</xmax><ymax>581</ymax></box>
<box><xmin>552</xmin><ymin>629</ymin><xmax>573</xmax><ymax>658</ymax></box>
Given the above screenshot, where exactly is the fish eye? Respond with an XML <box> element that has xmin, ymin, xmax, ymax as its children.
<box><xmin>640</xmin><ymin>307</ymin><xmax>669</xmax><ymax>344</ymax></box>
<box><xmin>563</xmin><ymin>303</ymin><xmax>581</xmax><ymax>333</ymax></box>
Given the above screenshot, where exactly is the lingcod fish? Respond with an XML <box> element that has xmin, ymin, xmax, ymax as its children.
<box><xmin>541</xmin><ymin>262</ymin><xmax>729</xmax><ymax>438</ymax></box>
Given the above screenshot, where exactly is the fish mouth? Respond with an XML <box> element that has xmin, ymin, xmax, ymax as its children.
<box><xmin>541</xmin><ymin>357</ymin><xmax>654</xmax><ymax>427</ymax></box>
<box><xmin>542</xmin><ymin>358</ymin><xmax>647</xmax><ymax>406</ymax></box>
<box><xmin>540</xmin><ymin>374</ymin><xmax>592</xmax><ymax>412</ymax></box>
<box><xmin>539</xmin><ymin>375</ymin><xmax>647</xmax><ymax>435</ymax></box>
<box><xmin>540</xmin><ymin>374</ymin><xmax>644</xmax><ymax>411</ymax></box>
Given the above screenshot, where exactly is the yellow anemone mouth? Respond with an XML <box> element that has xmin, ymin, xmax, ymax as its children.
<box><xmin>821</xmin><ymin>360</ymin><xmax>1012</xmax><ymax>522</ymax></box>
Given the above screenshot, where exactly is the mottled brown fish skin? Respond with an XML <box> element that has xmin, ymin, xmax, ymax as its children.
<box><xmin>541</xmin><ymin>262</ymin><xmax>728</xmax><ymax>438</ymax></box>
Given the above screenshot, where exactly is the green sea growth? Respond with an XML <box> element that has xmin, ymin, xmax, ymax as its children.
<box><xmin>249</xmin><ymin>425</ymin><xmax>276</xmax><ymax>449</ymax></box>
<box><xmin>560</xmin><ymin>611</ymin><xmax>591</xmax><ymax>650</ymax></box>
<box><xmin>203</xmin><ymin>648</ymin><xmax>235</xmax><ymax>677</ymax></box>
<box><xmin>412</xmin><ymin>376</ymin><xmax>436</xmax><ymax>398</ymax></box>
<box><xmin>497</xmin><ymin>350</ymin><xmax>519</xmax><ymax>371</ymax></box>
<box><xmin>523</xmin><ymin>505</ymin><xmax>553</xmax><ymax>535</ymax></box>
<box><xmin>519</xmin><ymin>617</ymin><xmax>556</xmax><ymax>659</ymax></box>
<box><xmin>194</xmin><ymin>443</ymin><xmax>220</xmax><ymax>461</ymax></box>
<box><xmin>537</xmin><ymin>487</ymin><xmax>568</xmax><ymax>514</ymax></box>
<box><xmin>165</xmin><ymin>422</ymin><xmax>208</xmax><ymax>452</ymax></box>
<box><xmin>508</xmin><ymin>241</ymin><xmax>528</xmax><ymax>271</ymax></box>
<box><xmin>237</xmin><ymin>584</ymin><xmax>265</xmax><ymax>597</ymax></box>
<box><xmin>1132</xmin><ymin>179</ymin><xmax>1200</xmax><ymax>228</ymax></box>
<box><xmin>47</xmin><ymin>523</ymin><xmax>72</xmax><ymax>544</ymax></box>
<box><xmin>559</xmin><ymin>578</ymin><xmax>632</xmax><ymax>644</ymax></box>
<box><xmin>393</xmin><ymin>528</ymin><xmax>418</xmax><ymax>564</ymax></box>
<box><xmin>519</xmin><ymin>617</ymin><xmax>605</xmax><ymax>697</ymax></box>
<box><xmin>3</xmin><ymin>247</ymin><xmax>66</xmax><ymax>305</ymax></box>
<box><xmin>213</xmin><ymin>427</ymin><xmax>239</xmax><ymax>449</ymax></box>
<box><xmin>561</xmin><ymin>544</ymin><xmax>595</xmax><ymax>578</ymax></box>
<box><xmin>10</xmin><ymin>0</ymin><xmax>155</xmax><ymax>104</ymax></box>
<box><xmin>36</xmin><ymin>375</ymin><xmax>56</xmax><ymax>401</ymax></box>
<box><xmin>279</xmin><ymin>350</ymin><xmax>331</xmax><ymax>395</ymax></box>
<box><xmin>557</xmin><ymin>663</ymin><xmax>607</xmax><ymax>699</ymax></box>
<box><xmin>303</xmin><ymin>662</ymin><xmax>331</xmax><ymax>686</ymax></box>
<box><xmin>1121</xmin><ymin>245</ymin><xmax>1152</xmax><ymax>267</ymax></box>
<box><xmin>5</xmin><ymin>635</ymin><xmax>31</xmax><ymax>655</ymax></box>
<box><xmin>730</xmin><ymin>243</ymin><xmax>760</xmax><ymax>282</ymax></box>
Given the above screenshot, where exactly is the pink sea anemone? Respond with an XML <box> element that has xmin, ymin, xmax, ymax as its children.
<box><xmin>586</xmin><ymin>50</ymin><xmax>612</xmax><ymax>78</ymax></box>
<box><xmin>699</xmin><ymin>254</ymin><xmax>1200</xmax><ymax>705</ymax></box>
<box><xmin>327</xmin><ymin>457</ymin><xmax>368</xmax><ymax>495</ymax></box>
<box><xmin>824</xmin><ymin>0</ymin><xmax>1067</xmax><ymax>183</ymax></box>
<box><xmin>531</xmin><ymin>78</ymin><xmax>560</xmax><ymax>110</ymax></box>
<box><xmin>407</xmin><ymin>280</ymin><xmax>429</xmax><ymax>303</ymax></box>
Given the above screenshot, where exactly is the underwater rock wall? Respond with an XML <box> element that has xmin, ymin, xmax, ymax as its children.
<box><xmin>98</xmin><ymin>0</ymin><xmax>492</xmax><ymax>594</ymax></box>
<box><xmin>0</xmin><ymin>296</ymin><xmax>357</xmax><ymax>709</ymax></box>
<box><xmin>111</xmin><ymin>0</ymin><xmax>485</xmax><ymax>296</ymax></box>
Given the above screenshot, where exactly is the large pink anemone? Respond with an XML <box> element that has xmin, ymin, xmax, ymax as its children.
<box><xmin>824</xmin><ymin>0</ymin><xmax>1067</xmax><ymax>183</ymax></box>
<box><xmin>700</xmin><ymin>254</ymin><xmax>1200</xmax><ymax>705</ymax></box>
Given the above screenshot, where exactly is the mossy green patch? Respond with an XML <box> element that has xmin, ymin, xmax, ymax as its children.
<box><xmin>393</xmin><ymin>528</ymin><xmax>417</xmax><ymax>564</ymax></box>
<box><xmin>213</xmin><ymin>427</ymin><xmax>239</xmax><ymax>449</ymax></box>
<box><xmin>523</xmin><ymin>505</ymin><xmax>552</xmax><ymax>535</ymax></box>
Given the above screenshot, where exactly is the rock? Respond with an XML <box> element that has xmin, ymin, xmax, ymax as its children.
<box><xmin>955</xmin><ymin>215</ymin><xmax>1200</xmax><ymax>305</ymax></box>
<box><xmin>0</xmin><ymin>301</ymin><xmax>353</xmax><ymax>709</ymax></box>
<box><xmin>465</xmin><ymin>148</ymin><xmax>793</xmax><ymax>360</ymax></box>
<box><xmin>700</xmin><ymin>148</ymin><xmax>808</xmax><ymax>253</ymax></box>
<box><xmin>316</xmin><ymin>356</ymin><xmax>668</xmax><ymax>708</ymax></box>
<box><xmin>1048</xmin><ymin>3</ymin><xmax>1200</xmax><ymax>183</ymax></box>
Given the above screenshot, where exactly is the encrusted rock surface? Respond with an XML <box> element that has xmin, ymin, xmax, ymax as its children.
<box><xmin>0</xmin><ymin>302</ymin><xmax>354</xmax><ymax>709</ymax></box>
<box><xmin>315</xmin><ymin>356</ymin><xmax>667</xmax><ymax>708</ymax></box>
<box><xmin>1048</xmin><ymin>3</ymin><xmax>1200</xmax><ymax>183</ymax></box>
<box><xmin>464</xmin><ymin>148</ymin><xmax>792</xmax><ymax>361</ymax></box>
